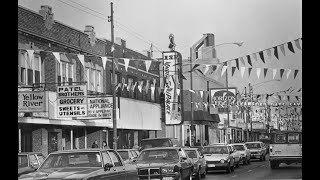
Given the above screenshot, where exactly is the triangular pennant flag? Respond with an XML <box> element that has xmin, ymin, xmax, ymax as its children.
<box><xmin>278</xmin><ymin>95</ymin><xmax>281</xmax><ymax>100</ymax></box>
<box><xmin>181</xmin><ymin>73</ymin><xmax>187</xmax><ymax>80</ymax></box>
<box><xmin>256</xmin><ymin>68</ymin><xmax>261</xmax><ymax>79</ymax></box>
<box><xmin>26</xmin><ymin>50</ymin><xmax>34</xmax><ymax>68</ymax></box>
<box><xmin>297</xmin><ymin>88</ymin><xmax>302</xmax><ymax>92</ymax></box>
<box><xmin>248</xmin><ymin>67</ymin><xmax>252</xmax><ymax>77</ymax></box>
<box><xmin>264</xmin><ymin>68</ymin><xmax>268</xmax><ymax>78</ymax></box>
<box><xmin>247</xmin><ymin>55</ymin><xmax>252</xmax><ymax>66</ymax></box>
<box><xmin>280</xmin><ymin>44</ymin><xmax>286</xmax><ymax>56</ymax></box>
<box><xmin>145</xmin><ymin>60</ymin><xmax>152</xmax><ymax>72</ymax></box>
<box><xmin>221</xmin><ymin>63</ymin><xmax>228</xmax><ymax>77</ymax></box>
<box><xmin>294</xmin><ymin>69</ymin><xmax>299</xmax><ymax>79</ymax></box>
<box><xmin>200</xmin><ymin>91</ymin><xmax>203</xmax><ymax>98</ymax></box>
<box><xmin>288</xmin><ymin>42</ymin><xmax>295</xmax><ymax>53</ymax></box>
<box><xmin>273</xmin><ymin>46</ymin><xmax>279</xmax><ymax>60</ymax></box>
<box><xmin>287</xmin><ymin>96</ymin><xmax>290</xmax><ymax>102</ymax></box>
<box><xmin>294</xmin><ymin>39</ymin><xmax>302</xmax><ymax>50</ymax></box>
<box><xmin>138</xmin><ymin>81</ymin><xmax>143</xmax><ymax>93</ymax></box>
<box><xmin>286</xmin><ymin>69</ymin><xmax>291</xmax><ymax>79</ymax></box>
<box><xmin>240</xmin><ymin>57</ymin><xmax>246</xmax><ymax>66</ymax></box>
<box><xmin>101</xmin><ymin>57</ymin><xmax>107</xmax><ymax>69</ymax></box>
<box><xmin>53</xmin><ymin>52</ymin><xmax>61</xmax><ymax>63</ymax></box>
<box><xmin>189</xmin><ymin>89</ymin><xmax>195</xmax><ymax>93</ymax></box>
<box><xmin>191</xmin><ymin>64</ymin><xmax>200</xmax><ymax>71</ymax></box>
<box><xmin>123</xmin><ymin>58</ymin><xmax>130</xmax><ymax>71</ymax></box>
<box><xmin>252</xmin><ymin>53</ymin><xmax>258</xmax><ymax>61</ymax></box>
<box><xmin>280</xmin><ymin>69</ymin><xmax>285</xmax><ymax>78</ymax></box>
<box><xmin>266</xmin><ymin>49</ymin><xmax>272</xmax><ymax>60</ymax></box>
<box><xmin>272</xmin><ymin>69</ymin><xmax>277</xmax><ymax>79</ymax></box>
<box><xmin>231</xmin><ymin>67</ymin><xmax>236</xmax><ymax>76</ymax></box>
<box><xmin>235</xmin><ymin>59</ymin><xmax>239</xmax><ymax>70</ymax></box>
<box><xmin>77</xmin><ymin>54</ymin><xmax>84</xmax><ymax>68</ymax></box>
<box><xmin>215</xmin><ymin>64</ymin><xmax>221</xmax><ymax>76</ymax></box>
<box><xmin>295</xmin><ymin>96</ymin><xmax>299</xmax><ymax>101</ymax></box>
<box><xmin>111</xmin><ymin>45</ymin><xmax>115</xmax><ymax>52</ymax></box>
<box><xmin>176</xmin><ymin>89</ymin><xmax>180</xmax><ymax>96</ymax></box>
<box><xmin>240</xmin><ymin>67</ymin><xmax>246</xmax><ymax>78</ymax></box>
<box><xmin>114</xmin><ymin>58</ymin><xmax>119</xmax><ymax>69</ymax></box>
<box><xmin>259</xmin><ymin>51</ymin><xmax>265</xmax><ymax>63</ymax></box>
<box><xmin>203</xmin><ymin>65</ymin><xmax>210</xmax><ymax>74</ymax></box>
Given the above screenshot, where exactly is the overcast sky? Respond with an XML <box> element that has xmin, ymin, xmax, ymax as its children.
<box><xmin>18</xmin><ymin>0</ymin><xmax>302</xmax><ymax>98</ymax></box>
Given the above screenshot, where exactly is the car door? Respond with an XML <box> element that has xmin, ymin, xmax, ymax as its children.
<box><xmin>96</xmin><ymin>151</ymin><xmax>120</xmax><ymax>180</ymax></box>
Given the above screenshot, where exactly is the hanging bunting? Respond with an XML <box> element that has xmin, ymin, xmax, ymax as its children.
<box><xmin>278</xmin><ymin>95</ymin><xmax>281</xmax><ymax>100</ymax></box>
<box><xmin>138</xmin><ymin>81</ymin><xmax>143</xmax><ymax>93</ymax></box>
<box><xmin>248</xmin><ymin>67</ymin><xmax>252</xmax><ymax>77</ymax></box>
<box><xmin>288</xmin><ymin>42</ymin><xmax>295</xmax><ymax>53</ymax></box>
<box><xmin>287</xmin><ymin>96</ymin><xmax>290</xmax><ymax>102</ymax></box>
<box><xmin>297</xmin><ymin>88</ymin><xmax>302</xmax><ymax>92</ymax></box>
<box><xmin>295</xmin><ymin>96</ymin><xmax>299</xmax><ymax>101</ymax></box>
<box><xmin>127</xmin><ymin>81</ymin><xmax>132</xmax><ymax>92</ymax></box>
<box><xmin>252</xmin><ymin>53</ymin><xmax>258</xmax><ymax>61</ymax></box>
<box><xmin>123</xmin><ymin>58</ymin><xmax>130</xmax><ymax>71</ymax></box>
<box><xmin>235</xmin><ymin>59</ymin><xmax>239</xmax><ymax>70</ymax></box>
<box><xmin>280</xmin><ymin>69</ymin><xmax>285</xmax><ymax>78</ymax></box>
<box><xmin>131</xmin><ymin>82</ymin><xmax>137</xmax><ymax>92</ymax></box>
<box><xmin>273</xmin><ymin>46</ymin><xmax>279</xmax><ymax>60</ymax></box>
<box><xmin>263</xmin><ymin>68</ymin><xmax>268</xmax><ymax>78</ymax></box>
<box><xmin>114</xmin><ymin>58</ymin><xmax>119</xmax><ymax>70</ymax></box>
<box><xmin>215</xmin><ymin>64</ymin><xmax>221</xmax><ymax>76</ymax></box>
<box><xmin>280</xmin><ymin>44</ymin><xmax>286</xmax><ymax>56</ymax></box>
<box><xmin>53</xmin><ymin>52</ymin><xmax>61</xmax><ymax>63</ymax></box>
<box><xmin>191</xmin><ymin>64</ymin><xmax>200</xmax><ymax>72</ymax></box>
<box><xmin>294</xmin><ymin>69</ymin><xmax>299</xmax><ymax>79</ymax></box>
<box><xmin>256</xmin><ymin>68</ymin><xmax>261</xmax><ymax>79</ymax></box>
<box><xmin>181</xmin><ymin>73</ymin><xmax>187</xmax><ymax>80</ymax></box>
<box><xmin>266</xmin><ymin>49</ymin><xmax>272</xmax><ymax>59</ymax></box>
<box><xmin>240</xmin><ymin>57</ymin><xmax>246</xmax><ymax>66</ymax></box>
<box><xmin>247</xmin><ymin>55</ymin><xmax>252</xmax><ymax>66</ymax></box>
<box><xmin>111</xmin><ymin>45</ymin><xmax>115</xmax><ymax>52</ymax></box>
<box><xmin>221</xmin><ymin>63</ymin><xmax>228</xmax><ymax>77</ymax></box>
<box><xmin>200</xmin><ymin>91</ymin><xmax>203</xmax><ymax>98</ymax></box>
<box><xmin>231</xmin><ymin>67</ymin><xmax>236</xmax><ymax>76</ymax></box>
<box><xmin>286</xmin><ymin>69</ymin><xmax>291</xmax><ymax>79</ymax></box>
<box><xmin>101</xmin><ymin>57</ymin><xmax>107</xmax><ymax>69</ymax></box>
<box><xmin>272</xmin><ymin>69</ymin><xmax>277</xmax><ymax>79</ymax></box>
<box><xmin>26</xmin><ymin>50</ymin><xmax>34</xmax><ymax>68</ymax></box>
<box><xmin>259</xmin><ymin>51</ymin><xmax>265</xmax><ymax>63</ymax></box>
<box><xmin>294</xmin><ymin>39</ymin><xmax>302</xmax><ymax>50</ymax></box>
<box><xmin>189</xmin><ymin>89</ymin><xmax>195</xmax><ymax>94</ymax></box>
<box><xmin>145</xmin><ymin>60</ymin><xmax>152</xmax><ymax>72</ymax></box>
<box><xmin>240</xmin><ymin>67</ymin><xmax>246</xmax><ymax>78</ymax></box>
<box><xmin>203</xmin><ymin>65</ymin><xmax>210</xmax><ymax>75</ymax></box>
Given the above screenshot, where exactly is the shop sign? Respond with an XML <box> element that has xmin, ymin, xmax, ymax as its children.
<box><xmin>77</xmin><ymin>97</ymin><xmax>115</xmax><ymax>119</ymax></box>
<box><xmin>18</xmin><ymin>91</ymin><xmax>46</xmax><ymax>112</ymax></box>
<box><xmin>163</xmin><ymin>51</ymin><xmax>182</xmax><ymax>125</ymax></box>
<box><xmin>57</xmin><ymin>85</ymin><xmax>87</xmax><ymax>118</ymax></box>
<box><xmin>209</xmin><ymin>88</ymin><xmax>237</xmax><ymax>114</ymax></box>
<box><xmin>247</xmin><ymin>122</ymin><xmax>265</xmax><ymax>130</ymax></box>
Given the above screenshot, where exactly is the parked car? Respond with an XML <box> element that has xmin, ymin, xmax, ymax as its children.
<box><xmin>183</xmin><ymin>147</ymin><xmax>207</xmax><ymax>179</ymax></box>
<box><xmin>18</xmin><ymin>149</ymin><xmax>137</xmax><ymax>180</ymax></box>
<box><xmin>245</xmin><ymin>141</ymin><xmax>267</xmax><ymax>161</ymax></box>
<box><xmin>228</xmin><ymin>145</ymin><xmax>241</xmax><ymax>168</ymax></box>
<box><xmin>117</xmin><ymin>149</ymin><xmax>139</xmax><ymax>164</ymax></box>
<box><xmin>135</xmin><ymin>147</ymin><xmax>193</xmax><ymax>180</ymax></box>
<box><xmin>229</xmin><ymin>143</ymin><xmax>251</xmax><ymax>165</ymax></box>
<box><xmin>18</xmin><ymin>152</ymin><xmax>45</xmax><ymax>177</ymax></box>
<box><xmin>140</xmin><ymin>137</ymin><xmax>179</xmax><ymax>151</ymax></box>
<box><xmin>202</xmin><ymin>145</ymin><xmax>235</xmax><ymax>173</ymax></box>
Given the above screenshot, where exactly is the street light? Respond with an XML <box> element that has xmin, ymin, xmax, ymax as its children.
<box><xmin>214</xmin><ymin>41</ymin><xmax>244</xmax><ymax>144</ymax></box>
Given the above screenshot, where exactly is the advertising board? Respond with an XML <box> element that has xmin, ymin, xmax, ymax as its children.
<box><xmin>209</xmin><ymin>88</ymin><xmax>237</xmax><ymax>114</ymax></box>
<box><xmin>18</xmin><ymin>91</ymin><xmax>46</xmax><ymax>112</ymax></box>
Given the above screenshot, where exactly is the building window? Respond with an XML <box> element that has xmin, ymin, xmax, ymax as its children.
<box><xmin>85</xmin><ymin>62</ymin><xmax>103</xmax><ymax>92</ymax></box>
<box><xmin>57</xmin><ymin>61</ymin><xmax>76</xmax><ymax>86</ymax></box>
<box><xmin>19</xmin><ymin>51</ymin><xmax>42</xmax><ymax>86</ymax></box>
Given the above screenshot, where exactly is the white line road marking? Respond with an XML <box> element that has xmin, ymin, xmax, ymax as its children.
<box><xmin>248</xmin><ymin>170</ymin><xmax>252</xmax><ymax>172</ymax></box>
<box><xmin>231</xmin><ymin>175</ymin><xmax>237</xmax><ymax>177</ymax></box>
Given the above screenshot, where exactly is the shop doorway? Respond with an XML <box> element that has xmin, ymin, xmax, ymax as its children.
<box><xmin>21</xmin><ymin>130</ymin><xmax>32</xmax><ymax>152</ymax></box>
<box><xmin>48</xmin><ymin>132</ymin><xmax>58</xmax><ymax>154</ymax></box>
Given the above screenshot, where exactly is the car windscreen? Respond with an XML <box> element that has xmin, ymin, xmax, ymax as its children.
<box><xmin>203</xmin><ymin>146</ymin><xmax>228</xmax><ymax>154</ymax></box>
<box><xmin>233</xmin><ymin>145</ymin><xmax>245</xmax><ymax>151</ymax></box>
<box><xmin>18</xmin><ymin>155</ymin><xmax>29</xmax><ymax>168</ymax></box>
<box><xmin>245</xmin><ymin>143</ymin><xmax>261</xmax><ymax>149</ymax></box>
<box><xmin>141</xmin><ymin>139</ymin><xmax>171</xmax><ymax>148</ymax></box>
<box><xmin>118</xmin><ymin>151</ymin><xmax>129</xmax><ymax>160</ymax></box>
<box><xmin>39</xmin><ymin>152</ymin><xmax>102</xmax><ymax>169</ymax></box>
<box><xmin>184</xmin><ymin>150</ymin><xmax>197</xmax><ymax>158</ymax></box>
<box><xmin>137</xmin><ymin>149</ymin><xmax>179</xmax><ymax>162</ymax></box>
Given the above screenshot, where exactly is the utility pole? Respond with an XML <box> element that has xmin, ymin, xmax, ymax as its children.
<box><xmin>109</xmin><ymin>2</ymin><xmax>117</xmax><ymax>150</ymax></box>
<box><xmin>189</xmin><ymin>53</ymin><xmax>194</xmax><ymax>146</ymax></box>
<box><xmin>249</xmin><ymin>83</ymin><xmax>253</xmax><ymax>141</ymax></box>
<box><xmin>226</xmin><ymin>69</ymin><xmax>230</xmax><ymax>144</ymax></box>
<box><xmin>245</xmin><ymin>86</ymin><xmax>249</xmax><ymax>142</ymax></box>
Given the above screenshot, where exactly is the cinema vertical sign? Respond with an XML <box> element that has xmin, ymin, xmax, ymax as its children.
<box><xmin>162</xmin><ymin>51</ymin><xmax>182</xmax><ymax>125</ymax></box>
<box><xmin>57</xmin><ymin>85</ymin><xmax>87</xmax><ymax>118</ymax></box>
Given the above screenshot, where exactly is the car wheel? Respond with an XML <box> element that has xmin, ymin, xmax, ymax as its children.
<box><xmin>226</xmin><ymin>163</ymin><xmax>231</xmax><ymax>173</ymax></box>
<box><xmin>270</xmin><ymin>161</ymin><xmax>275</xmax><ymax>169</ymax></box>
<box><xmin>243</xmin><ymin>157</ymin><xmax>247</xmax><ymax>165</ymax></box>
<box><xmin>260</xmin><ymin>156</ymin><xmax>263</xmax><ymax>161</ymax></box>
<box><xmin>201</xmin><ymin>167</ymin><xmax>206</xmax><ymax>178</ymax></box>
<box><xmin>248</xmin><ymin>158</ymin><xmax>251</xmax><ymax>164</ymax></box>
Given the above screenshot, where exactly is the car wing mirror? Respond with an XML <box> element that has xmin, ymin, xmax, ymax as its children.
<box><xmin>31</xmin><ymin>162</ymin><xmax>39</xmax><ymax>168</ymax></box>
<box><xmin>104</xmin><ymin>163</ymin><xmax>114</xmax><ymax>171</ymax></box>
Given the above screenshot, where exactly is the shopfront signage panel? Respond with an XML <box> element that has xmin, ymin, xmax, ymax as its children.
<box><xmin>18</xmin><ymin>91</ymin><xmax>46</xmax><ymax>112</ymax></box>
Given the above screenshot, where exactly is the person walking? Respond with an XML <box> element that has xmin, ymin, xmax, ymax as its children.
<box><xmin>102</xmin><ymin>141</ymin><xmax>110</xmax><ymax>149</ymax></box>
<box><xmin>91</xmin><ymin>140</ymin><xmax>99</xmax><ymax>148</ymax></box>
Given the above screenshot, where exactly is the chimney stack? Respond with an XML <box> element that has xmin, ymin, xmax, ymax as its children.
<box><xmin>84</xmin><ymin>25</ymin><xmax>94</xmax><ymax>35</ymax></box>
<box><xmin>39</xmin><ymin>5</ymin><xmax>52</xmax><ymax>17</ymax></box>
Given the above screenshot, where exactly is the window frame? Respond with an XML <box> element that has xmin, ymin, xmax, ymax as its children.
<box><xmin>19</xmin><ymin>51</ymin><xmax>42</xmax><ymax>86</ymax></box>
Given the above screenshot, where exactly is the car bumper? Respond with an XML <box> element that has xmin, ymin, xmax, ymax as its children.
<box><xmin>207</xmin><ymin>163</ymin><xmax>229</xmax><ymax>170</ymax></box>
<box><xmin>250</xmin><ymin>154</ymin><xmax>262</xmax><ymax>159</ymax></box>
<box><xmin>269</xmin><ymin>156</ymin><xmax>302</xmax><ymax>163</ymax></box>
<box><xmin>138</xmin><ymin>173</ymin><xmax>180</xmax><ymax>180</ymax></box>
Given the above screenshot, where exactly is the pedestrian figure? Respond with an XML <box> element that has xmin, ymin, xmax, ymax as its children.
<box><xmin>92</xmin><ymin>140</ymin><xmax>99</xmax><ymax>148</ymax></box>
<box><xmin>185</xmin><ymin>140</ymin><xmax>190</xmax><ymax>147</ymax></box>
<box><xmin>102</xmin><ymin>141</ymin><xmax>109</xmax><ymax>149</ymax></box>
<box><xmin>195</xmin><ymin>139</ymin><xmax>201</xmax><ymax>146</ymax></box>
<box><xmin>203</xmin><ymin>140</ymin><xmax>208</xmax><ymax>146</ymax></box>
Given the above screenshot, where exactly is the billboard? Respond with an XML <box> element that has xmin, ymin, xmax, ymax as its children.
<box><xmin>77</xmin><ymin>97</ymin><xmax>116</xmax><ymax>119</ymax></box>
<box><xmin>18</xmin><ymin>91</ymin><xmax>46</xmax><ymax>112</ymax></box>
<box><xmin>57</xmin><ymin>85</ymin><xmax>87</xmax><ymax>118</ymax></box>
<box><xmin>162</xmin><ymin>51</ymin><xmax>182</xmax><ymax>125</ymax></box>
<box><xmin>209</xmin><ymin>88</ymin><xmax>237</xmax><ymax>114</ymax></box>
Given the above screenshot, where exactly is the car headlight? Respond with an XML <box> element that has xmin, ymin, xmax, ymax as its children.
<box><xmin>227</xmin><ymin>159</ymin><xmax>230</xmax><ymax>162</ymax></box>
<box><xmin>162</xmin><ymin>167</ymin><xmax>174</xmax><ymax>173</ymax></box>
<box><xmin>220</xmin><ymin>159</ymin><xmax>225</xmax><ymax>163</ymax></box>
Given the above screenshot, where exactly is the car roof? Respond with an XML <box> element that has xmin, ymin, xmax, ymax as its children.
<box><xmin>245</xmin><ymin>141</ymin><xmax>263</xmax><ymax>144</ymax></box>
<box><xmin>183</xmin><ymin>148</ymin><xmax>198</xmax><ymax>151</ymax></box>
<box><xmin>117</xmin><ymin>149</ymin><xmax>136</xmax><ymax>151</ymax></box>
<box><xmin>229</xmin><ymin>143</ymin><xmax>245</xmax><ymax>146</ymax></box>
<box><xmin>49</xmin><ymin>148</ymin><xmax>114</xmax><ymax>154</ymax></box>
<box><xmin>18</xmin><ymin>152</ymin><xmax>43</xmax><ymax>155</ymax></box>
<box><xmin>141</xmin><ymin>147</ymin><xmax>181</xmax><ymax>151</ymax></box>
<box><xmin>203</xmin><ymin>145</ymin><xmax>227</xmax><ymax>147</ymax></box>
<box><xmin>142</xmin><ymin>137</ymin><xmax>177</xmax><ymax>141</ymax></box>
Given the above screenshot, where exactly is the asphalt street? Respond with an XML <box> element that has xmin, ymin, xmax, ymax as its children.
<box><xmin>203</xmin><ymin>155</ymin><xmax>302</xmax><ymax>180</ymax></box>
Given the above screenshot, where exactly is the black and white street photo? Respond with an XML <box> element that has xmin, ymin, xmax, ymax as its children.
<box><xmin>18</xmin><ymin>0</ymin><xmax>302</xmax><ymax>179</ymax></box>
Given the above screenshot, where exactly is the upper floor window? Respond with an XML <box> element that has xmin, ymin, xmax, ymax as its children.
<box><xmin>85</xmin><ymin>61</ymin><xmax>103</xmax><ymax>92</ymax></box>
<box><xmin>19</xmin><ymin>51</ymin><xmax>42</xmax><ymax>86</ymax></box>
<box><xmin>57</xmin><ymin>56</ymin><xmax>77</xmax><ymax>86</ymax></box>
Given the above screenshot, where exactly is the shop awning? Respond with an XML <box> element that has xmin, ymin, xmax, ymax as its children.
<box><xmin>183</xmin><ymin>110</ymin><xmax>220</xmax><ymax>125</ymax></box>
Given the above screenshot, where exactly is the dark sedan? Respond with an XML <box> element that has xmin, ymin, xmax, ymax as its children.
<box><xmin>18</xmin><ymin>149</ymin><xmax>137</xmax><ymax>180</ymax></box>
<box><xmin>18</xmin><ymin>152</ymin><xmax>45</xmax><ymax>177</ymax></box>
<box><xmin>136</xmin><ymin>147</ymin><xmax>193</xmax><ymax>180</ymax></box>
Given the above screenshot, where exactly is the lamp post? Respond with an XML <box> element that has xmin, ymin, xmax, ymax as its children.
<box><xmin>214</xmin><ymin>41</ymin><xmax>244</xmax><ymax>144</ymax></box>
